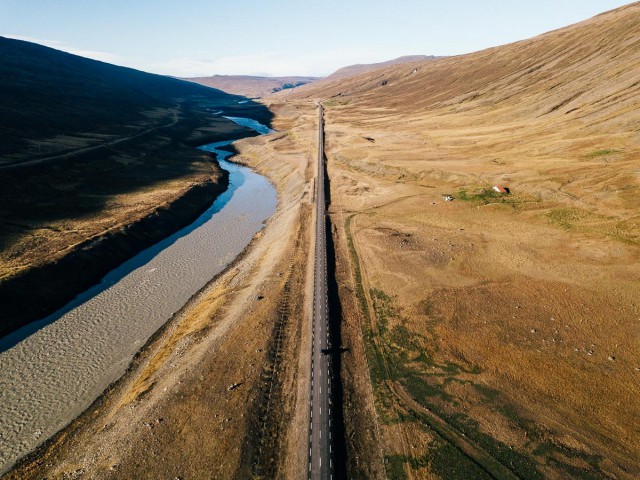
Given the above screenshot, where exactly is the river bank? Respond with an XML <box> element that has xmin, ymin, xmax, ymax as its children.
<box><xmin>3</xmin><ymin>100</ymin><xmax>318</xmax><ymax>480</ymax></box>
<box><xmin>0</xmin><ymin>102</ymin><xmax>268</xmax><ymax>338</ymax></box>
<box><xmin>0</xmin><ymin>170</ymin><xmax>227</xmax><ymax>339</ymax></box>
<box><xmin>0</xmin><ymin>115</ymin><xmax>278</xmax><ymax>474</ymax></box>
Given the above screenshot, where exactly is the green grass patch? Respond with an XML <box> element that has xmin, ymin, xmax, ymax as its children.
<box><xmin>456</xmin><ymin>187</ymin><xmax>542</xmax><ymax>210</ymax></box>
<box><xmin>586</xmin><ymin>149</ymin><xmax>620</xmax><ymax>158</ymax></box>
<box><xmin>457</xmin><ymin>188</ymin><xmax>506</xmax><ymax>203</ymax></box>
<box><xmin>324</xmin><ymin>98</ymin><xmax>352</xmax><ymax>107</ymax></box>
<box><xmin>384</xmin><ymin>455</ymin><xmax>408</xmax><ymax>480</ymax></box>
<box><xmin>455</xmin><ymin>188</ymin><xmax>527</xmax><ymax>209</ymax></box>
<box><xmin>543</xmin><ymin>207</ymin><xmax>591</xmax><ymax>230</ymax></box>
<box><xmin>428</xmin><ymin>441</ymin><xmax>494</xmax><ymax>480</ymax></box>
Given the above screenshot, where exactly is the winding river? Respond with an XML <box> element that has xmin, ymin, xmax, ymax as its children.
<box><xmin>0</xmin><ymin>117</ymin><xmax>276</xmax><ymax>473</ymax></box>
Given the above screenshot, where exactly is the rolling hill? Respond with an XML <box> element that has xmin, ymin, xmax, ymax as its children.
<box><xmin>0</xmin><ymin>37</ymin><xmax>272</xmax><ymax>336</ymax></box>
<box><xmin>323</xmin><ymin>54</ymin><xmax>440</xmax><ymax>81</ymax></box>
<box><xmin>292</xmin><ymin>3</ymin><xmax>640</xmax><ymax>478</ymax></box>
<box><xmin>0</xmin><ymin>36</ymin><xmax>272</xmax><ymax>161</ymax></box>
<box><xmin>182</xmin><ymin>74</ymin><xmax>319</xmax><ymax>98</ymax></box>
<box><xmin>296</xmin><ymin>6</ymin><xmax>640</xmax><ymax>122</ymax></box>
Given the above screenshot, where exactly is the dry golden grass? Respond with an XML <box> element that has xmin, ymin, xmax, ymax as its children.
<box><xmin>289</xmin><ymin>3</ymin><xmax>640</xmax><ymax>478</ymax></box>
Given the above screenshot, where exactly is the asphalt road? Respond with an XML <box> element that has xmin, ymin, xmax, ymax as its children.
<box><xmin>308</xmin><ymin>103</ymin><xmax>333</xmax><ymax>479</ymax></box>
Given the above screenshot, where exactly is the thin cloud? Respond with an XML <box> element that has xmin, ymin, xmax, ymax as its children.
<box><xmin>4</xmin><ymin>35</ymin><xmax>121</xmax><ymax>64</ymax></box>
<box><xmin>143</xmin><ymin>48</ymin><xmax>405</xmax><ymax>78</ymax></box>
<box><xmin>3</xmin><ymin>35</ymin><xmax>409</xmax><ymax>77</ymax></box>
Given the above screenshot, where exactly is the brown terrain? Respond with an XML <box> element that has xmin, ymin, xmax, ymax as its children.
<box><xmin>0</xmin><ymin>37</ymin><xmax>272</xmax><ymax>336</ymax></box>
<box><xmin>182</xmin><ymin>74</ymin><xmax>319</xmax><ymax>98</ymax></box>
<box><xmin>5</xmin><ymin>3</ymin><xmax>640</xmax><ymax>480</ymax></box>
<box><xmin>5</xmin><ymin>101</ymin><xmax>318</xmax><ymax>480</ymax></box>
<box><xmin>324</xmin><ymin>55</ymin><xmax>441</xmax><ymax>81</ymax></box>
<box><xmin>292</xmin><ymin>2</ymin><xmax>640</xmax><ymax>478</ymax></box>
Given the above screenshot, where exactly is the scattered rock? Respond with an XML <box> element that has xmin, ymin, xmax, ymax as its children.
<box><xmin>228</xmin><ymin>383</ymin><xmax>242</xmax><ymax>391</ymax></box>
<box><xmin>256</xmin><ymin>295</ymin><xmax>264</xmax><ymax>301</ymax></box>
<box><xmin>608</xmin><ymin>355</ymin><xmax>616</xmax><ymax>361</ymax></box>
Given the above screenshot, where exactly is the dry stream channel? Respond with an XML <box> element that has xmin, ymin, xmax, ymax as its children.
<box><xmin>0</xmin><ymin>117</ymin><xmax>276</xmax><ymax>473</ymax></box>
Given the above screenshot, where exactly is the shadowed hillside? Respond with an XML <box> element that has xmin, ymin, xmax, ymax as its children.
<box><xmin>0</xmin><ymin>36</ymin><xmax>274</xmax><ymax>161</ymax></box>
<box><xmin>0</xmin><ymin>37</ymin><xmax>273</xmax><ymax>336</ymax></box>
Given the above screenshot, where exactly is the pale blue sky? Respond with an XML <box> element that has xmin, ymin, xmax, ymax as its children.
<box><xmin>0</xmin><ymin>1</ymin><xmax>634</xmax><ymax>77</ymax></box>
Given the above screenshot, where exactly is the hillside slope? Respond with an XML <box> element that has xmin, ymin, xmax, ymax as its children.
<box><xmin>295</xmin><ymin>3</ymin><xmax>640</xmax><ymax>479</ymax></box>
<box><xmin>323</xmin><ymin>55</ymin><xmax>440</xmax><ymax>81</ymax></box>
<box><xmin>0</xmin><ymin>36</ymin><xmax>270</xmax><ymax>160</ymax></box>
<box><xmin>0</xmin><ymin>37</ymin><xmax>272</xmax><ymax>336</ymax></box>
<box><xmin>297</xmin><ymin>5</ymin><xmax>640</xmax><ymax>124</ymax></box>
<box><xmin>182</xmin><ymin>74</ymin><xmax>319</xmax><ymax>98</ymax></box>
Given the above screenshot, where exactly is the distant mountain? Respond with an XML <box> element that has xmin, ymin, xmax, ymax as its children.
<box><xmin>324</xmin><ymin>55</ymin><xmax>441</xmax><ymax>80</ymax></box>
<box><xmin>182</xmin><ymin>75</ymin><xmax>320</xmax><ymax>98</ymax></box>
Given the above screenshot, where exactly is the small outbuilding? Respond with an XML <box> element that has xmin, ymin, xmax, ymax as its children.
<box><xmin>493</xmin><ymin>185</ymin><xmax>510</xmax><ymax>194</ymax></box>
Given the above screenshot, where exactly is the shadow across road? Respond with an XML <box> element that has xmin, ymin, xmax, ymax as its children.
<box><xmin>325</xmin><ymin>159</ymin><xmax>348</xmax><ymax>479</ymax></box>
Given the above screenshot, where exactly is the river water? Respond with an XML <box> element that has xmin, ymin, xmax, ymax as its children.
<box><xmin>0</xmin><ymin>117</ymin><xmax>276</xmax><ymax>473</ymax></box>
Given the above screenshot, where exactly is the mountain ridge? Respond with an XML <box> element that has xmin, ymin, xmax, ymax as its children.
<box><xmin>324</xmin><ymin>54</ymin><xmax>441</xmax><ymax>81</ymax></box>
<box><xmin>182</xmin><ymin>74</ymin><xmax>319</xmax><ymax>98</ymax></box>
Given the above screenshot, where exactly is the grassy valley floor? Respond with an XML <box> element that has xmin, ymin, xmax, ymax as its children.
<box><xmin>320</xmin><ymin>96</ymin><xmax>640</xmax><ymax>479</ymax></box>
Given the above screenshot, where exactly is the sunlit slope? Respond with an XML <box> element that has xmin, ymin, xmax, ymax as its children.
<box><xmin>297</xmin><ymin>2</ymin><xmax>640</xmax><ymax>128</ymax></box>
<box><xmin>323</xmin><ymin>55</ymin><xmax>439</xmax><ymax>81</ymax></box>
<box><xmin>295</xmin><ymin>2</ymin><xmax>640</xmax><ymax>220</ymax></box>
<box><xmin>293</xmin><ymin>4</ymin><xmax>640</xmax><ymax>478</ymax></box>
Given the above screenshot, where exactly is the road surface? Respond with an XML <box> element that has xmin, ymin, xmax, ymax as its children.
<box><xmin>308</xmin><ymin>103</ymin><xmax>333</xmax><ymax>479</ymax></box>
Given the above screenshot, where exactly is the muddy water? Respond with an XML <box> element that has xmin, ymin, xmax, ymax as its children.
<box><xmin>0</xmin><ymin>118</ymin><xmax>276</xmax><ymax>473</ymax></box>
